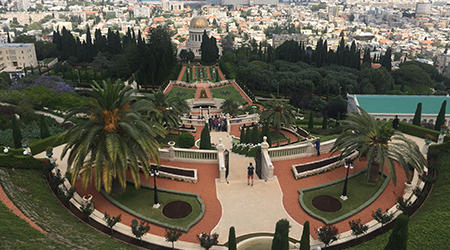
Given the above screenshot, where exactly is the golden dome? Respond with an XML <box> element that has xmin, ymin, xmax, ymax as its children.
<box><xmin>190</xmin><ymin>16</ymin><xmax>209</xmax><ymax>29</ymax></box>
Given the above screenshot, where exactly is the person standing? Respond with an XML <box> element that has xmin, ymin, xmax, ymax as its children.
<box><xmin>315</xmin><ymin>139</ymin><xmax>321</xmax><ymax>156</ymax></box>
<box><xmin>393</xmin><ymin>115</ymin><xmax>400</xmax><ymax>129</ymax></box>
<box><xmin>247</xmin><ymin>163</ymin><xmax>255</xmax><ymax>186</ymax></box>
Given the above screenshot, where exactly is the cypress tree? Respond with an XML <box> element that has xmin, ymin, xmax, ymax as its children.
<box><xmin>11</xmin><ymin>116</ymin><xmax>22</xmax><ymax>148</ymax></box>
<box><xmin>39</xmin><ymin>116</ymin><xmax>50</xmax><ymax>139</ymax></box>
<box><xmin>384</xmin><ymin>214</ymin><xmax>409</xmax><ymax>250</ymax></box>
<box><xmin>240</xmin><ymin>126</ymin><xmax>246</xmax><ymax>144</ymax></box>
<box><xmin>308</xmin><ymin>111</ymin><xmax>314</xmax><ymax>130</ymax></box>
<box><xmin>381</xmin><ymin>48</ymin><xmax>392</xmax><ymax>71</ymax></box>
<box><xmin>322</xmin><ymin>112</ymin><xmax>328</xmax><ymax>129</ymax></box>
<box><xmin>200</xmin><ymin>123</ymin><xmax>212</xmax><ymax>149</ymax></box>
<box><xmin>434</xmin><ymin>100</ymin><xmax>446</xmax><ymax>131</ymax></box>
<box><xmin>300</xmin><ymin>221</ymin><xmax>310</xmax><ymax>250</ymax></box>
<box><xmin>271</xmin><ymin>219</ymin><xmax>290</xmax><ymax>250</ymax></box>
<box><xmin>412</xmin><ymin>102</ymin><xmax>422</xmax><ymax>126</ymax></box>
<box><xmin>228</xmin><ymin>226</ymin><xmax>236</xmax><ymax>250</ymax></box>
<box><xmin>251</xmin><ymin>126</ymin><xmax>260</xmax><ymax>144</ymax></box>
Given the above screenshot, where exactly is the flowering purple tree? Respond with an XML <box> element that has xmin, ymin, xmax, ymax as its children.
<box><xmin>11</xmin><ymin>75</ymin><xmax>75</xmax><ymax>93</ymax></box>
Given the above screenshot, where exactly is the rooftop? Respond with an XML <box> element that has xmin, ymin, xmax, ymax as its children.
<box><xmin>354</xmin><ymin>95</ymin><xmax>450</xmax><ymax>114</ymax></box>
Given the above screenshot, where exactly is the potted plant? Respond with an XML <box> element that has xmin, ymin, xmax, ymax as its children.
<box><xmin>424</xmin><ymin>134</ymin><xmax>435</xmax><ymax>145</ymax></box>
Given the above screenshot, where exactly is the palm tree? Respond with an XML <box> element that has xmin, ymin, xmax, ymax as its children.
<box><xmin>62</xmin><ymin>81</ymin><xmax>165</xmax><ymax>193</ymax></box>
<box><xmin>260</xmin><ymin>100</ymin><xmax>296</xmax><ymax>135</ymax></box>
<box><xmin>331</xmin><ymin>107</ymin><xmax>426</xmax><ymax>184</ymax></box>
<box><xmin>146</xmin><ymin>90</ymin><xmax>188</xmax><ymax>129</ymax></box>
<box><xmin>221</xmin><ymin>99</ymin><xmax>239</xmax><ymax>116</ymax></box>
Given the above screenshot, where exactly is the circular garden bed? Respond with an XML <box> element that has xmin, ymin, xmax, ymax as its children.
<box><xmin>312</xmin><ymin>195</ymin><xmax>342</xmax><ymax>212</ymax></box>
<box><xmin>163</xmin><ymin>200</ymin><xmax>192</xmax><ymax>219</ymax></box>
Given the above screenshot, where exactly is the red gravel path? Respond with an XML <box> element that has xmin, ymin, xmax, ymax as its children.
<box><xmin>75</xmin><ymin>160</ymin><xmax>221</xmax><ymax>243</ymax></box>
<box><xmin>274</xmin><ymin>154</ymin><xmax>407</xmax><ymax>239</ymax></box>
<box><xmin>177</xmin><ymin>65</ymin><xmax>187</xmax><ymax>81</ymax></box>
<box><xmin>0</xmin><ymin>185</ymin><xmax>46</xmax><ymax>234</ymax></box>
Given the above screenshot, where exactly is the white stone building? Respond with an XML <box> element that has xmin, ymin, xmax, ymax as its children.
<box><xmin>0</xmin><ymin>43</ymin><xmax>38</xmax><ymax>79</ymax></box>
<box><xmin>182</xmin><ymin>16</ymin><xmax>211</xmax><ymax>60</ymax></box>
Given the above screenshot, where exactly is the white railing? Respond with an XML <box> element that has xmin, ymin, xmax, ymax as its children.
<box><xmin>268</xmin><ymin>139</ymin><xmax>336</xmax><ymax>161</ymax></box>
<box><xmin>174</xmin><ymin>148</ymin><xmax>218</xmax><ymax>161</ymax></box>
<box><xmin>229</xmin><ymin>113</ymin><xmax>259</xmax><ymax>125</ymax></box>
<box><xmin>180</xmin><ymin>117</ymin><xmax>207</xmax><ymax>126</ymax></box>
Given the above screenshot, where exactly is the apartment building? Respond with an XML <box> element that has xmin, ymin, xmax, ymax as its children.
<box><xmin>0</xmin><ymin>43</ymin><xmax>38</xmax><ymax>74</ymax></box>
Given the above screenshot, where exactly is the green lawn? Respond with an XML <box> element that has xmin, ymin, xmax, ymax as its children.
<box><xmin>269</xmin><ymin>130</ymin><xmax>287</xmax><ymax>143</ymax></box>
<box><xmin>0</xmin><ymin>201</ymin><xmax>68</xmax><ymax>249</ymax></box>
<box><xmin>0</xmin><ymin>168</ymin><xmax>133</xmax><ymax>249</ymax></box>
<box><xmin>166</xmin><ymin>86</ymin><xmax>195</xmax><ymax>100</ymax></box>
<box><xmin>210</xmin><ymin>85</ymin><xmax>247</xmax><ymax>104</ymax></box>
<box><xmin>300</xmin><ymin>171</ymin><xmax>388</xmax><ymax>224</ymax></box>
<box><xmin>106</xmin><ymin>183</ymin><xmax>204</xmax><ymax>231</ymax></box>
<box><xmin>352</xmin><ymin>154</ymin><xmax>450</xmax><ymax>250</ymax></box>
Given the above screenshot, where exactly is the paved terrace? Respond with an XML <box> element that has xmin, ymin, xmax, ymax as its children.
<box><xmin>27</xmin><ymin>129</ymin><xmax>428</xmax><ymax>248</ymax></box>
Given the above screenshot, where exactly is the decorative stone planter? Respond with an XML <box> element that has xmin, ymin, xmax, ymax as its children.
<box><xmin>82</xmin><ymin>194</ymin><xmax>93</xmax><ymax>206</ymax></box>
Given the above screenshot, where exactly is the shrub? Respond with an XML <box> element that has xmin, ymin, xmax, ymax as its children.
<box><xmin>412</xmin><ymin>187</ymin><xmax>425</xmax><ymax>199</ymax></box>
<box><xmin>246</xmin><ymin>145</ymin><xmax>260</xmax><ymax>157</ymax></box>
<box><xmin>176</xmin><ymin>132</ymin><xmax>195</xmax><ymax>148</ymax></box>
<box><xmin>198</xmin><ymin>232</ymin><xmax>219</xmax><ymax>249</ymax></box>
<box><xmin>384</xmin><ymin>214</ymin><xmax>409</xmax><ymax>250</ymax></box>
<box><xmin>200</xmin><ymin>123</ymin><xmax>212</xmax><ymax>149</ymax></box>
<box><xmin>131</xmin><ymin>219</ymin><xmax>150</xmax><ymax>244</ymax></box>
<box><xmin>240</xmin><ymin>126</ymin><xmax>246</xmax><ymax>144</ymax></box>
<box><xmin>104</xmin><ymin>213</ymin><xmax>121</xmax><ymax>235</ymax></box>
<box><xmin>317</xmin><ymin>224</ymin><xmax>338</xmax><ymax>247</ymax></box>
<box><xmin>30</xmin><ymin>131</ymin><xmax>67</xmax><ymax>155</ymax></box>
<box><xmin>412</xmin><ymin>102</ymin><xmax>422</xmax><ymax>126</ymax></box>
<box><xmin>80</xmin><ymin>201</ymin><xmax>94</xmax><ymax>218</ymax></box>
<box><xmin>397</xmin><ymin>197</ymin><xmax>412</xmax><ymax>215</ymax></box>
<box><xmin>349</xmin><ymin>219</ymin><xmax>368</xmax><ymax>237</ymax></box>
<box><xmin>39</xmin><ymin>115</ymin><xmax>50</xmax><ymax>139</ymax></box>
<box><xmin>0</xmin><ymin>154</ymin><xmax>51</xmax><ymax>169</ymax></box>
<box><xmin>398</xmin><ymin>122</ymin><xmax>439</xmax><ymax>141</ymax></box>
<box><xmin>228</xmin><ymin>226</ymin><xmax>236</xmax><ymax>250</ymax></box>
<box><xmin>11</xmin><ymin>116</ymin><xmax>22</xmax><ymax>148</ymax></box>
<box><xmin>271</xmin><ymin>219</ymin><xmax>290</xmax><ymax>250</ymax></box>
<box><xmin>250</xmin><ymin>126</ymin><xmax>260</xmax><ymax>144</ymax></box>
<box><xmin>300</xmin><ymin>221</ymin><xmax>310</xmax><ymax>250</ymax></box>
<box><xmin>165</xmin><ymin>228</ymin><xmax>182</xmax><ymax>250</ymax></box>
<box><xmin>434</xmin><ymin>100</ymin><xmax>446</xmax><ymax>131</ymax></box>
<box><xmin>372</xmin><ymin>208</ymin><xmax>393</xmax><ymax>225</ymax></box>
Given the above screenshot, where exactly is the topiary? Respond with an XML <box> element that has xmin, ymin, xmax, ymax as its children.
<box><xmin>176</xmin><ymin>132</ymin><xmax>195</xmax><ymax>148</ymax></box>
<box><xmin>11</xmin><ymin>116</ymin><xmax>22</xmax><ymax>148</ymax></box>
<box><xmin>40</xmin><ymin>116</ymin><xmax>51</xmax><ymax>139</ymax></box>
<box><xmin>271</xmin><ymin>219</ymin><xmax>290</xmax><ymax>250</ymax></box>
<box><xmin>200</xmin><ymin>123</ymin><xmax>212</xmax><ymax>149</ymax></box>
<box><xmin>300</xmin><ymin>221</ymin><xmax>310</xmax><ymax>250</ymax></box>
<box><xmin>228</xmin><ymin>226</ymin><xmax>236</xmax><ymax>250</ymax></box>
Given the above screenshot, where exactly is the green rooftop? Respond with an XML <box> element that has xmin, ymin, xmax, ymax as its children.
<box><xmin>355</xmin><ymin>95</ymin><xmax>450</xmax><ymax>114</ymax></box>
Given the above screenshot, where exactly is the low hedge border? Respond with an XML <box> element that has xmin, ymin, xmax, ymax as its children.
<box><xmin>100</xmin><ymin>182</ymin><xmax>205</xmax><ymax>232</ymax></box>
<box><xmin>397</xmin><ymin>122</ymin><xmax>449</xmax><ymax>142</ymax></box>
<box><xmin>0</xmin><ymin>154</ymin><xmax>51</xmax><ymax>170</ymax></box>
<box><xmin>30</xmin><ymin>131</ymin><xmax>68</xmax><ymax>155</ymax></box>
<box><xmin>298</xmin><ymin>170</ymin><xmax>390</xmax><ymax>225</ymax></box>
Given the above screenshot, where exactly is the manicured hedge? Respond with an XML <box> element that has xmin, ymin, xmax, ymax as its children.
<box><xmin>0</xmin><ymin>154</ymin><xmax>51</xmax><ymax>170</ymax></box>
<box><xmin>397</xmin><ymin>122</ymin><xmax>440</xmax><ymax>142</ymax></box>
<box><xmin>30</xmin><ymin>131</ymin><xmax>67</xmax><ymax>155</ymax></box>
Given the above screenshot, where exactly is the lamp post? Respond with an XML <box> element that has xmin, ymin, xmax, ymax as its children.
<box><xmin>340</xmin><ymin>159</ymin><xmax>354</xmax><ymax>201</ymax></box>
<box><xmin>150</xmin><ymin>165</ymin><xmax>160</xmax><ymax>208</ymax></box>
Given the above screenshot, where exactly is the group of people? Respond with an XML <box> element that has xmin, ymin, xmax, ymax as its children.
<box><xmin>208</xmin><ymin>115</ymin><xmax>228</xmax><ymax>132</ymax></box>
